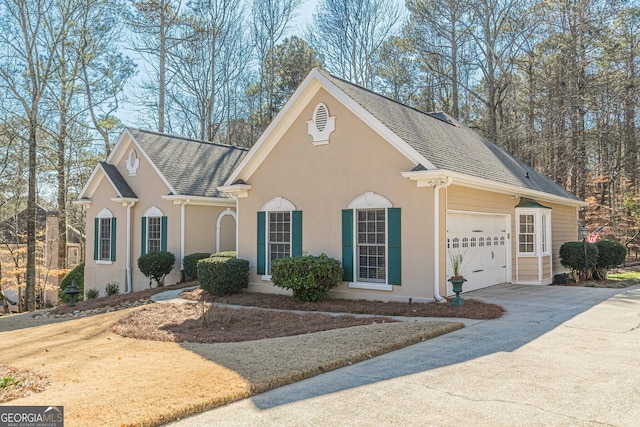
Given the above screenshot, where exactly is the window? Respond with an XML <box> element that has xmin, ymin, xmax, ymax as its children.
<box><xmin>519</xmin><ymin>214</ymin><xmax>535</xmax><ymax>253</ymax></box>
<box><xmin>357</xmin><ymin>209</ymin><xmax>386</xmax><ymax>282</ymax></box>
<box><xmin>142</xmin><ymin>207</ymin><xmax>167</xmax><ymax>255</ymax></box>
<box><xmin>462</xmin><ymin>237</ymin><xmax>469</xmax><ymax>248</ymax></box>
<box><xmin>256</xmin><ymin>197</ymin><xmax>301</xmax><ymax>276</ymax></box>
<box><xmin>342</xmin><ymin>192</ymin><xmax>401</xmax><ymax>288</ymax></box>
<box><xmin>269</xmin><ymin>211</ymin><xmax>291</xmax><ymax>268</ymax></box>
<box><xmin>147</xmin><ymin>217</ymin><xmax>162</xmax><ymax>252</ymax></box>
<box><xmin>94</xmin><ymin>208</ymin><xmax>116</xmax><ymax>262</ymax></box>
<box><xmin>541</xmin><ymin>213</ymin><xmax>550</xmax><ymax>254</ymax></box>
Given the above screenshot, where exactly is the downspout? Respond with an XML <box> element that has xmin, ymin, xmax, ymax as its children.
<box><xmin>125</xmin><ymin>201</ymin><xmax>136</xmax><ymax>293</ymax></box>
<box><xmin>180</xmin><ymin>199</ymin><xmax>190</xmax><ymax>278</ymax></box>
<box><xmin>433</xmin><ymin>177</ymin><xmax>453</xmax><ymax>302</ymax></box>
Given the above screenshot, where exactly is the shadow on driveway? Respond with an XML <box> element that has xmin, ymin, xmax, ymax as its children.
<box><xmin>247</xmin><ymin>283</ymin><xmax>639</xmax><ymax>410</ymax></box>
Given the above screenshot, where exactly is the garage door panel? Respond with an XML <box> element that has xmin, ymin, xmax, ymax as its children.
<box><xmin>447</xmin><ymin>213</ymin><xmax>508</xmax><ymax>295</ymax></box>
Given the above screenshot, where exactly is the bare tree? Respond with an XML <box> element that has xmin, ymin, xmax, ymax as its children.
<box><xmin>308</xmin><ymin>0</ymin><xmax>403</xmax><ymax>89</ymax></box>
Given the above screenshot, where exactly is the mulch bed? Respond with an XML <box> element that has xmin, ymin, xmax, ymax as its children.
<box><xmin>0</xmin><ymin>365</ymin><xmax>49</xmax><ymax>403</ymax></box>
<box><xmin>182</xmin><ymin>288</ymin><xmax>506</xmax><ymax>320</ymax></box>
<box><xmin>112</xmin><ymin>303</ymin><xmax>398</xmax><ymax>343</ymax></box>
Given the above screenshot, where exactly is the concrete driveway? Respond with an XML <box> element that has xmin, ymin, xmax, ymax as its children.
<box><xmin>169</xmin><ymin>284</ymin><xmax>640</xmax><ymax>427</ymax></box>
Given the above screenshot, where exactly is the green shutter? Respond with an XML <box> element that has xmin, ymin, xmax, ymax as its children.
<box><xmin>141</xmin><ymin>217</ymin><xmax>147</xmax><ymax>256</ymax></box>
<box><xmin>110</xmin><ymin>218</ymin><xmax>117</xmax><ymax>262</ymax></box>
<box><xmin>292</xmin><ymin>210</ymin><xmax>302</xmax><ymax>257</ymax></box>
<box><xmin>257</xmin><ymin>211</ymin><xmax>266</xmax><ymax>275</ymax></box>
<box><xmin>342</xmin><ymin>209</ymin><xmax>354</xmax><ymax>282</ymax></box>
<box><xmin>160</xmin><ymin>216</ymin><xmax>168</xmax><ymax>251</ymax></box>
<box><xmin>93</xmin><ymin>218</ymin><xmax>99</xmax><ymax>260</ymax></box>
<box><xmin>387</xmin><ymin>207</ymin><xmax>401</xmax><ymax>285</ymax></box>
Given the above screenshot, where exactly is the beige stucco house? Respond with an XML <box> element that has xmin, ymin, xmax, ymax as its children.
<box><xmin>75</xmin><ymin>129</ymin><xmax>247</xmax><ymax>295</ymax></box>
<box><xmin>219</xmin><ymin>69</ymin><xmax>586</xmax><ymax>302</ymax></box>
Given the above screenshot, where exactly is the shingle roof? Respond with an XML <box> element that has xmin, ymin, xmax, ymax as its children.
<box><xmin>99</xmin><ymin>162</ymin><xmax>137</xmax><ymax>199</ymax></box>
<box><xmin>322</xmin><ymin>73</ymin><xmax>580</xmax><ymax>201</ymax></box>
<box><xmin>127</xmin><ymin>128</ymin><xmax>249</xmax><ymax>198</ymax></box>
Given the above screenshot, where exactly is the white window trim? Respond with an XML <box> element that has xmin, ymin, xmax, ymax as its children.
<box><xmin>144</xmin><ymin>206</ymin><xmax>164</xmax><ymax>253</ymax></box>
<box><xmin>216</xmin><ymin>208</ymin><xmax>237</xmax><ymax>253</ymax></box>
<box><xmin>347</xmin><ymin>192</ymin><xmax>393</xmax><ymax>289</ymax></box>
<box><xmin>96</xmin><ymin>208</ymin><xmax>114</xmax><ymax>262</ymax></box>
<box><xmin>516</xmin><ymin>208</ymin><xmax>552</xmax><ymax>257</ymax></box>
<box><xmin>261</xmin><ymin>197</ymin><xmax>296</xmax><ymax>279</ymax></box>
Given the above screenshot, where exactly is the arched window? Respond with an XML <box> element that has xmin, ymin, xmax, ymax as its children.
<box><xmin>462</xmin><ymin>237</ymin><xmax>469</xmax><ymax>248</ymax></box>
<box><xmin>94</xmin><ymin>208</ymin><xmax>116</xmax><ymax>262</ymax></box>
<box><xmin>257</xmin><ymin>197</ymin><xmax>301</xmax><ymax>276</ymax></box>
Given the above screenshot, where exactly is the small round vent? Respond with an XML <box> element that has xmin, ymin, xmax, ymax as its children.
<box><xmin>315</xmin><ymin>104</ymin><xmax>328</xmax><ymax>132</ymax></box>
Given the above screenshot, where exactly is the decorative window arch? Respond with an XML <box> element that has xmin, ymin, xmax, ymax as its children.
<box><xmin>141</xmin><ymin>206</ymin><xmax>167</xmax><ymax>255</ymax></box>
<box><xmin>257</xmin><ymin>197</ymin><xmax>302</xmax><ymax>276</ymax></box>
<box><xmin>216</xmin><ymin>208</ymin><xmax>237</xmax><ymax>252</ymax></box>
<box><xmin>306</xmin><ymin>102</ymin><xmax>336</xmax><ymax>145</ymax></box>
<box><xmin>342</xmin><ymin>192</ymin><xmax>401</xmax><ymax>289</ymax></box>
<box><xmin>94</xmin><ymin>208</ymin><xmax>116</xmax><ymax>262</ymax></box>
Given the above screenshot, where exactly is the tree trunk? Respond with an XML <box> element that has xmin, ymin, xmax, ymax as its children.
<box><xmin>26</xmin><ymin>111</ymin><xmax>37</xmax><ymax>312</ymax></box>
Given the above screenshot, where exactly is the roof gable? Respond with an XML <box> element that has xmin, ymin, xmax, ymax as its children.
<box><xmin>226</xmin><ymin>68</ymin><xmax>580</xmax><ymax>204</ymax></box>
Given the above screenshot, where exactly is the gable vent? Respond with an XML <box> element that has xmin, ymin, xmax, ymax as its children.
<box><xmin>307</xmin><ymin>102</ymin><xmax>335</xmax><ymax>145</ymax></box>
<box><xmin>315</xmin><ymin>104</ymin><xmax>328</xmax><ymax>132</ymax></box>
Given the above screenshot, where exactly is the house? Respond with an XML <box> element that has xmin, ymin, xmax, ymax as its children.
<box><xmin>218</xmin><ymin>69</ymin><xmax>586</xmax><ymax>302</ymax></box>
<box><xmin>0</xmin><ymin>204</ymin><xmax>83</xmax><ymax>306</ymax></box>
<box><xmin>75</xmin><ymin>128</ymin><xmax>248</xmax><ymax>296</ymax></box>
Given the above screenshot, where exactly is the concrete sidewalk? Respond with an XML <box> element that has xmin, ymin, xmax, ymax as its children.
<box><xmin>168</xmin><ymin>284</ymin><xmax>640</xmax><ymax>427</ymax></box>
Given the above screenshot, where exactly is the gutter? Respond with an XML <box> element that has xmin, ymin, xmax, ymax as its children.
<box><xmin>180</xmin><ymin>199</ymin><xmax>190</xmax><ymax>276</ymax></box>
<box><xmin>125</xmin><ymin>200</ymin><xmax>137</xmax><ymax>293</ymax></box>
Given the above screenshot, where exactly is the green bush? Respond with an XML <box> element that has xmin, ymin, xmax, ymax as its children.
<box><xmin>270</xmin><ymin>253</ymin><xmax>343</xmax><ymax>302</ymax></box>
<box><xmin>137</xmin><ymin>251</ymin><xmax>176</xmax><ymax>287</ymax></box>
<box><xmin>58</xmin><ymin>262</ymin><xmax>85</xmax><ymax>303</ymax></box>
<box><xmin>210</xmin><ymin>251</ymin><xmax>237</xmax><ymax>259</ymax></box>
<box><xmin>197</xmin><ymin>256</ymin><xmax>249</xmax><ymax>296</ymax></box>
<box><xmin>593</xmin><ymin>240</ymin><xmax>627</xmax><ymax>280</ymax></box>
<box><xmin>86</xmin><ymin>288</ymin><xmax>99</xmax><ymax>299</ymax></box>
<box><xmin>105</xmin><ymin>282</ymin><xmax>120</xmax><ymax>296</ymax></box>
<box><xmin>559</xmin><ymin>241</ymin><xmax>599</xmax><ymax>277</ymax></box>
<box><xmin>183</xmin><ymin>253</ymin><xmax>212</xmax><ymax>280</ymax></box>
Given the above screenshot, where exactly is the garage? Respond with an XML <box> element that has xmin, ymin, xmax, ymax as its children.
<box><xmin>446</xmin><ymin>212</ymin><xmax>510</xmax><ymax>295</ymax></box>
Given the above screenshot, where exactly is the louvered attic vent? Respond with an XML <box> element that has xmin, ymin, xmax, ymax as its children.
<box><xmin>307</xmin><ymin>102</ymin><xmax>335</xmax><ymax>145</ymax></box>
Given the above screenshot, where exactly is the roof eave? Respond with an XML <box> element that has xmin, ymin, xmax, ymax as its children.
<box><xmin>161</xmin><ymin>194</ymin><xmax>236</xmax><ymax>207</ymax></box>
<box><xmin>217</xmin><ymin>184</ymin><xmax>252</xmax><ymax>199</ymax></box>
<box><xmin>402</xmin><ymin>169</ymin><xmax>587</xmax><ymax>207</ymax></box>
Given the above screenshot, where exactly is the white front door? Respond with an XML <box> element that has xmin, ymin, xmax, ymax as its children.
<box><xmin>447</xmin><ymin>212</ymin><xmax>509</xmax><ymax>294</ymax></box>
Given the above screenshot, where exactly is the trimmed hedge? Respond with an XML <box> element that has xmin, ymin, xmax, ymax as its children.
<box><xmin>559</xmin><ymin>241</ymin><xmax>599</xmax><ymax>278</ymax></box>
<box><xmin>594</xmin><ymin>240</ymin><xmax>626</xmax><ymax>279</ymax></box>
<box><xmin>198</xmin><ymin>253</ymin><xmax>248</xmax><ymax>296</ymax></box>
<box><xmin>270</xmin><ymin>254</ymin><xmax>342</xmax><ymax>302</ymax></box>
<box><xmin>138</xmin><ymin>251</ymin><xmax>175</xmax><ymax>287</ymax></box>
<box><xmin>183</xmin><ymin>253</ymin><xmax>212</xmax><ymax>280</ymax></box>
<box><xmin>59</xmin><ymin>262</ymin><xmax>85</xmax><ymax>303</ymax></box>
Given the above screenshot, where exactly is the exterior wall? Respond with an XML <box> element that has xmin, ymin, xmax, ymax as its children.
<box><xmin>84</xmin><ymin>176</ymin><xmax>128</xmax><ymax>298</ymax></box>
<box><xmin>548</xmin><ymin>202</ymin><xmax>579</xmax><ymax>274</ymax></box>
<box><xmin>236</xmin><ymin>88</ymin><xmax>436</xmax><ymax>302</ymax></box>
<box><xmin>184</xmin><ymin>205</ymin><xmax>236</xmax><ymax>255</ymax></box>
<box><xmin>517</xmin><ymin>257</ymin><xmax>539</xmax><ymax>282</ymax></box>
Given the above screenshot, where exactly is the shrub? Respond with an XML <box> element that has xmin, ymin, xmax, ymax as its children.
<box><xmin>138</xmin><ymin>251</ymin><xmax>176</xmax><ymax>287</ymax></box>
<box><xmin>198</xmin><ymin>256</ymin><xmax>249</xmax><ymax>296</ymax></box>
<box><xmin>593</xmin><ymin>240</ymin><xmax>627</xmax><ymax>280</ymax></box>
<box><xmin>270</xmin><ymin>253</ymin><xmax>343</xmax><ymax>302</ymax></box>
<box><xmin>105</xmin><ymin>282</ymin><xmax>120</xmax><ymax>297</ymax></box>
<box><xmin>86</xmin><ymin>288</ymin><xmax>99</xmax><ymax>299</ymax></box>
<box><xmin>559</xmin><ymin>241</ymin><xmax>599</xmax><ymax>278</ymax></box>
<box><xmin>211</xmin><ymin>251</ymin><xmax>237</xmax><ymax>259</ymax></box>
<box><xmin>183</xmin><ymin>253</ymin><xmax>212</xmax><ymax>280</ymax></box>
<box><xmin>58</xmin><ymin>262</ymin><xmax>85</xmax><ymax>303</ymax></box>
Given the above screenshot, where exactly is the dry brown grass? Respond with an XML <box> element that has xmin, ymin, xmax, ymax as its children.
<box><xmin>0</xmin><ymin>296</ymin><xmax>467</xmax><ymax>426</ymax></box>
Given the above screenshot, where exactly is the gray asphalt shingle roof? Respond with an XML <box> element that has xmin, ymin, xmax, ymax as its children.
<box><xmin>323</xmin><ymin>73</ymin><xmax>579</xmax><ymax>201</ymax></box>
<box><xmin>100</xmin><ymin>162</ymin><xmax>137</xmax><ymax>199</ymax></box>
<box><xmin>128</xmin><ymin>128</ymin><xmax>249</xmax><ymax>198</ymax></box>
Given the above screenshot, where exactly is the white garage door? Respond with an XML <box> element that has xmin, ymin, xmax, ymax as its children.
<box><xmin>446</xmin><ymin>212</ymin><xmax>508</xmax><ymax>295</ymax></box>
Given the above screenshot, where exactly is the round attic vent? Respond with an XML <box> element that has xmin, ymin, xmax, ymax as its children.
<box><xmin>314</xmin><ymin>103</ymin><xmax>328</xmax><ymax>132</ymax></box>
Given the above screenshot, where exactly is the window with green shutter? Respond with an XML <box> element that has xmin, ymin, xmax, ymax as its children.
<box><xmin>342</xmin><ymin>200</ymin><xmax>401</xmax><ymax>286</ymax></box>
<box><xmin>95</xmin><ymin>208</ymin><xmax>116</xmax><ymax>262</ymax></box>
<box><xmin>257</xmin><ymin>204</ymin><xmax>301</xmax><ymax>276</ymax></box>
